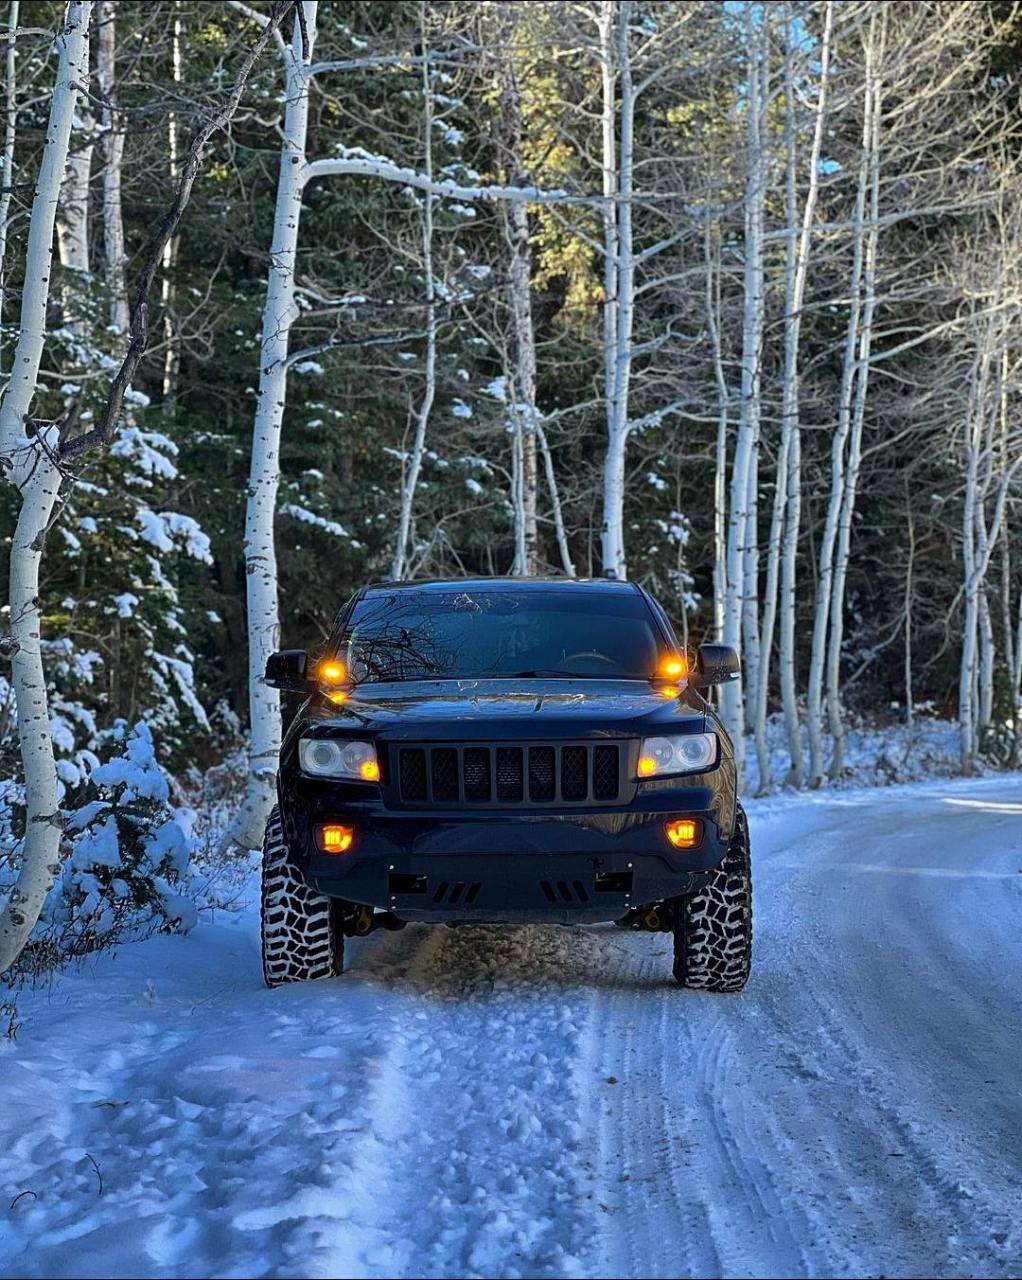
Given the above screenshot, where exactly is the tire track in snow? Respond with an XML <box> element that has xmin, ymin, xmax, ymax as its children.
<box><xmin>332</xmin><ymin>922</ymin><xmax>605</xmax><ymax>1279</ymax></box>
<box><xmin>587</xmin><ymin>782</ymin><xmax>1022</xmax><ymax>1279</ymax></box>
<box><xmin>586</xmin><ymin>931</ymin><xmax>822</xmax><ymax>1279</ymax></box>
<box><xmin>586</xmin><ymin>937</ymin><xmax>724</xmax><ymax>1280</ymax></box>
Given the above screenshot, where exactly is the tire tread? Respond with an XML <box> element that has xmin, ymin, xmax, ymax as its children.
<box><xmin>260</xmin><ymin>806</ymin><xmax>342</xmax><ymax>987</ymax></box>
<box><xmin>674</xmin><ymin>803</ymin><xmax>752</xmax><ymax>991</ymax></box>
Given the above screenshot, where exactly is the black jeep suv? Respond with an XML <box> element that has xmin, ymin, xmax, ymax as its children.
<box><xmin>261</xmin><ymin>577</ymin><xmax>751</xmax><ymax>991</ymax></box>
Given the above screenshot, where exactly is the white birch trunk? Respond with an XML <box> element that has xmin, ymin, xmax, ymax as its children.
<box><xmin>0</xmin><ymin>1</ymin><xmax>91</xmax><ymax>976</ymax></box>
<box><xmin>0</xmin><ymin>453</ymin><xmax>65</xmax><ymax>974</ymax></box>
<box><xmin>775</xmin><ymin>0</ymin><xmax>833</xmax><ymax>788</ymax></box>
<box><xmin>742</xmin><ymin>438</ymin><xmax>761</xmax><ymax>726</ymax></box>
<box><xmin>97</xmin><ymin>0</ymin><xmax>128</xmax><ymax>332</ymax></box>
<box><xmin>959</xmin><ymin>408</ymin><xmax>981</xmax><ymax>768</ymax></box>
<box><xmin>161</xmin><ymin>6</ymin><xmax>183</xmax><ymax>405</ymax></box>
<box><xmin>704</xmin><ymin>216</ymin><xmax>728</xmax><ymax>641</ymax></box>
<box><xmin>903</xmin><ymin>488</ymin><xmax>914</xmax><ymax>729</ymax></box>
<box><xmin>978</xmin><ymin>588</ymin><xmax>994</xmax><ymax>732</ymax></box>
<box><xmin>598</xmin><ymin>1</ymin><xmax>618</xmax><ymax>568</ymax></box>
<box><xmin>498</xmin><ymin>15</ymin><xmax>540</xmax><ymax>576</ymax></box>
<box><xmin>56</xmin><ymin>145</ymin><xmax>92</xmax><ymax>277</ymax></box>
<box><xmin>806</xmin><ymin>12</ymin><xmax>875</xmax><ymax>785</ymax></box>
<box><xmin>721</xmin><ymin>6</ymin><xmax>766</xmax><ymax>770</ymax></box>
<box><xmin>390</xmin><ymin>41</ymin><xmax>436</xmax><ymax>583</ymax></box>
<box><xmin>0</xmin><ymin>0</ymin><xmax>19</xmax><ymax>367</ymax></box>
<box><xmin>510</xmin><ymin>396</ymin><xmax>527</xmax><ymax>573</ymax></box>
<box><xmin>598</xmin><ymin>0</ymin><xmax>634</xmax><ymax>581</ymax></box>
<box><xmin>957</xmin><ymin>337</ymin><xmax>1021</xmax><ymax>769</ymax></box>
<box><xmin>226</xmin><ymin>4</ymin><xmax>316</xmax><ymax>851</ymax></box>
<box><xmin>0</xmin><ymin>4</ymin><xmax>89</xmax><ymax>460</ymax></box>
<box><xmin>536</xmin><ymin>418</ymin><xmax>575</xmax><ymax>576</ymax></box>
<box><xmin>826</xmin><ymin>43</ymin><xmax>884</xmax><ymax>780</ymax></box>
<box><xmin>56</xmin><ymin>28</ymin><xmax>94</xmax><ymax>292</ymax></box>
<box><xmin>507</xmin><ymin>195</ymin><xmax>539</xmax><ymax>575</ymax></box>
<box><xmin>1001</xmin><ymin>362</ymin><xmax>1021</xmax><ymax>765</ymax></box>
<box><xmin>975</xmin><ymin>389</ymin><xmax>998</xmax><ymax>735</ymax></box>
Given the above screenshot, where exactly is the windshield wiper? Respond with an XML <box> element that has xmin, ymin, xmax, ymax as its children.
<box><xmin>509</xmin><ymin>669</ymin><xmax>584</xmax><ymax>679</ymax></box>
<box><xmin>361</xmin><ymin>673</ymin><xmax>457</xmax><ymax>683</ymax></box>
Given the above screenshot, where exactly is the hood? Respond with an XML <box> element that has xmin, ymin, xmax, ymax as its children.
<box><xmin>303</xmin><ymin>678</ymin><xmax>708</xmax><ymax>742</ymax></box>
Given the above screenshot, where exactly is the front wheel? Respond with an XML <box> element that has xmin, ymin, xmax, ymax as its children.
<box><xmin>673</xmin><ymin>804</ymin><xmax>752</xmax><ymax>991</ymax></box>
<box><xmin>261</xmin><ymin>806</ymin><xmax>343</xmax><ymax>987</ymax></box>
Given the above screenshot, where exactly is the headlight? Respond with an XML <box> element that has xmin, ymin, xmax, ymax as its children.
<box><xmin>299</xmin><ymin>737</ymin><xmax>380</xmax><ymax>782</ymax></box>
<box><xmin>637</xmin><ymin>732</ymin><xmax>717</xmax><ymax>778</ymax></box>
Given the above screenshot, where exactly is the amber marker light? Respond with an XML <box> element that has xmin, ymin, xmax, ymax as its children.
<box><xmin>637</xmin><ymin>755</ymin><xmax>657</xmax><ymax>777</ymax></box>
<box><xmin>658</xmin><ymin>655</ymin><xmax>687</xmax><ymax>680</ymax></box>
<box><xmin>318</xmin><ymin>659</ymin><xmax>346</xmax><ymax>685</ymax></box>
<box><xmin>317</xmin><ymin>824</ymin><xmax>354</xmax><ymax>854</ymax></box>
<box><xmin>359</xmin><ymin>759</ymin><xmax>381</xmax><ymax>782</ymax></box>
<box><xmin>327</xmin><ymin>691</ymin><xmax>348</xmax><ymax>707</ymax></box>
<box><xmin>665</xmin><ymin>818</ymin><xmax>702</xmax><ymax>849</ymax></box>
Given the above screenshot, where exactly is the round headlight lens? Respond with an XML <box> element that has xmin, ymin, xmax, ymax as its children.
<box><xmin>299</xmin><ymin>737</ymin><xmax>380</xmax><ymax>781</ymax></box>
<box><xmin>636</xmin><ymin>732</ymin><xmax>717</xmax><ymax>778</ymax></box>
<box><xmin>675</xmin><ymin>735</ymin><xmax>715</xmax><ymax>770</ymax></box>
<box><xmin>341</xmin><ymin>741</ymin><xmax>379</xmax><ymax>781</ymax></box>
<box><xmin>300</xmin><ymin>739</ymin><xmax>344</xmax><ymax>776</ymax></box>
<box><xmin>645</xmin><ymin>737</ymin><xmax>676</xmax><ymax>768</ymax></box>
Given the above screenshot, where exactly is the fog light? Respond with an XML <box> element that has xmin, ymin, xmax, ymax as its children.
<box><xmin>665</xmin><ymin>818</ymin><xmax>701</xmax><ymax>849</ymax></box>
<box><xmin>317</xmin><ymin>823</ymin><xmax>354</xmax><ymax>854</ymax></box>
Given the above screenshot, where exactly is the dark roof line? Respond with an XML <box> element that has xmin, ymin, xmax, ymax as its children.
<box><xmin>362</xmin><ymin>576</ymin><xmax>640</xmax><ymax>593</ymax></box>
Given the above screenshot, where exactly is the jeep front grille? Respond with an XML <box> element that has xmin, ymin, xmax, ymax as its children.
<box><xmin>389</xmin><ymin>742</ymin><xmax>630</xmax><ymax>808</ymax></box>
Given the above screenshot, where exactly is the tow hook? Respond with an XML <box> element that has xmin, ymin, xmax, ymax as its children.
<box><xmin>343</xmin><ymin>906</ymin><xmax>407</xmax><ymax>937</ymax></box>
<box><xmin>614</xmin><ymin>902</ymin><xmax>673</xmax><ymax>932</ymax></box>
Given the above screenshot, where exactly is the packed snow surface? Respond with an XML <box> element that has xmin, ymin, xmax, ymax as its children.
<box><xmin>2</xmin><ymin>776</ymin><xmax>1021</xmax><ymax>1278</ymax></box>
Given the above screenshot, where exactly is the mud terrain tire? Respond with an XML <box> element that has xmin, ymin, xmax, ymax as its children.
<box><xmin>673</xmin><ymin>803</ymin><xmax>752</xmax><ymax>991</ymax></box>
<box><xmin>261</xmin><ymin>806</ymin><xmax>343</xmax><ymax>987</ymax></box>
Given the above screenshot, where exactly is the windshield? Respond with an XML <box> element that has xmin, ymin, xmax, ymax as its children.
<box><xmin>340</xmin><ymin>589</ymin><xmax>663</xmax><ymax>683</ymax></box>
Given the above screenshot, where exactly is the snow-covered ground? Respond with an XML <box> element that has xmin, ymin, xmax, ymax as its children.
<box><xmin>2</xmin><ymin>775</ymin><xmax>1021</xmax><ymax>1279</ymax></box>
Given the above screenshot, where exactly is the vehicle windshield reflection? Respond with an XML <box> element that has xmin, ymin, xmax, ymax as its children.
<box><xmin>341</xmin><ymin>590</ymin><xmax>660</xmax><ymax>684</ymax></box>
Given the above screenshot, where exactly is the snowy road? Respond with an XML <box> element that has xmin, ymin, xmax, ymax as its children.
<box><xmin>2</xmin><ymin>776</ymin><xmax>1021</xmax><ymax>1279</ymax></box>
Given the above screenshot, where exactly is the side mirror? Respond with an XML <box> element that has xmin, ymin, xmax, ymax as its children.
<box><xmin>264</xmin><ymin>649</ymin><xmax>312</xmax><ymax>692</ymax></box>
<box><xmin>691</xmin><ymin>643</ymin><xmax>740</xmax><ymax>688</ymax></box>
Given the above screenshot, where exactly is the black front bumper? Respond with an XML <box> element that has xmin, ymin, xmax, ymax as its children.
<box><xmin>283</xmin><ymin>778</ymin><xmax>735</xmax><ymax>924</ymax></box>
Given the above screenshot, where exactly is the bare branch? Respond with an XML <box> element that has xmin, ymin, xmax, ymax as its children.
<box><xmin>60</xmin><ymin>1</ymin><xmax>297</xmax><ymax>464</ymax></box>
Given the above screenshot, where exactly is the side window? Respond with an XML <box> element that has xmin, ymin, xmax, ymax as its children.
<box><xmin>326</xmin><ymin>592</ymin><xmax>361</xmax><ymax>657</ymax></box>
<box><xmin>643</xmin><ymin>593</ymin><xmax>681</xmax><ymax>651</ymax></box>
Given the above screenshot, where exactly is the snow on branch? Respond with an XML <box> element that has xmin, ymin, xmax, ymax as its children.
<box><xmin>304</xmin><ymin>147</ymin><xmax>592</xmax><ymax>207</ymax></box>
<box><xmin>279</xmin><ymin>504</ymin><xmax>350</xmax><ymax>539</ymax></box>
<box><xmin>626</xmin><ymin>401</ymin><xmax>688</xmax><ymax>435</ymax></box>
